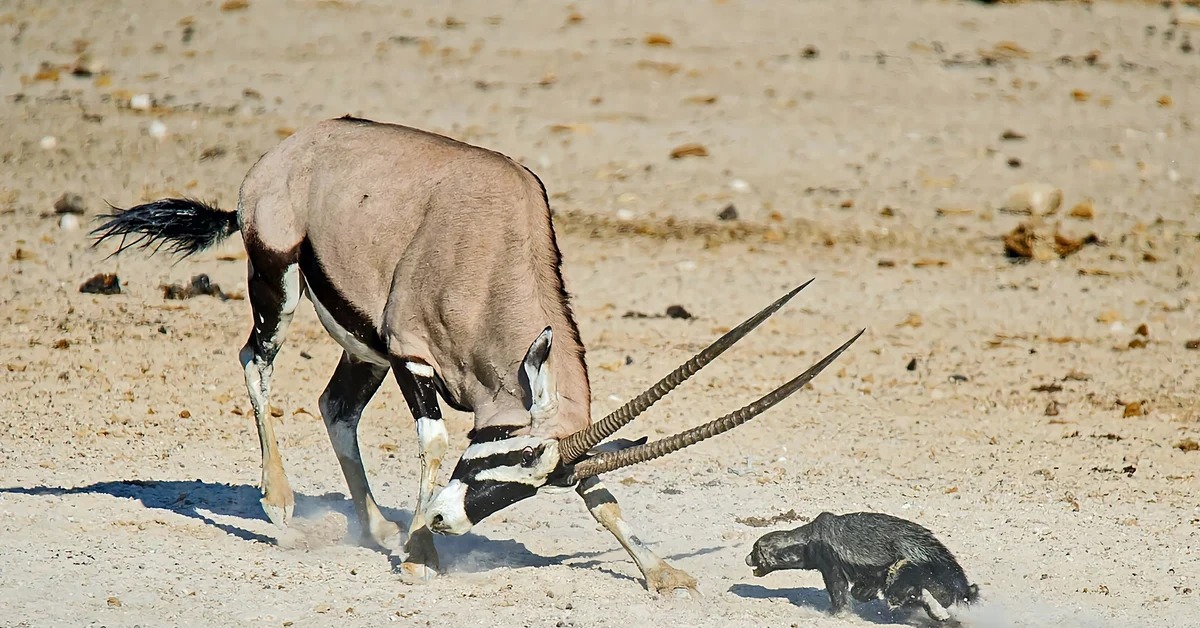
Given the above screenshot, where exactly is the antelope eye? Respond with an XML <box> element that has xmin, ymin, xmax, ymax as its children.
<box><xmin>520</xmin><ymin>446</ymin><xmax>537</xmax><ymax>467</ymax></box>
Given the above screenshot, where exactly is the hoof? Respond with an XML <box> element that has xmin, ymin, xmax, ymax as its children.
<box><xmin>358</xmin><ymin>517</ymin><xmax>402</xmax><ymax>551</ymax></box>
<box><xmin>398</xmin><ymin>561</ymin><xmax>439</xmax><ymax>584</ymax></box>
<box><xmin>260</xmin><ymin>496</ymin><xmax>294</xmax><ymax>528</ymax></box>
<box><xmin>647</xmin><ymin>564</ymin><xmax>701</xmax><ymax>598</ymax></box>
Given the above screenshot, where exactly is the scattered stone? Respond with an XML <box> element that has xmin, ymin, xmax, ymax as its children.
<box><xmin>59</xmin><ymin>214</ymin><xmax>80</xmax><ymax>231</ymax></box>
<box><xmin>1185</xmin><ymin>339</ymin><xmax>1199</xmax><ymax>350</ymax></box>
<box><xmin>1122</xmin><ymin>401</ymin><xmax>1144</xmax><ymax>418</ymax></box>
<box><xmin>665</xmin><ymin>305</ymin><xmax>693</xmax><ymax>320</ymax></box>
<box><xmin>199</xmin><ymin>146</ymin><xmax>227</xmax><ymax>161</ymax></box>
<box><xmin>736</xmin><ymin>508</ymin><xmax>808</xmax><ymax>528</ymax></box>
<box><xmin>1000</xmin><ymin>129</ymin><xmax>1025</xmax><ymax>141</ymax></box>
<box><xmin>644</xmin><ymin>33</ymin><xmax>673</xmax><ymax>47</ymax></box>
<box><xmin>1004</xmin><ymin>219</ymin><xmax>1099</xmax><ymax>261</ymax></box>
<box><xmin>80</xmin><ymin>273</ymin><xmax>121</xmax><ymax>295</ymax></box>
<box><xmin>1176</xmin><ymin>438</ymin><xmax>1199</xmax><ymax>453</ymax></box>
<box><xmin>717</xmin><ymin>204</ymin><xmax>739</xmax><ymax>221</ymax></box>
<box><xmin>1000</xmin><ymin>183</ymin><xmax>1063</xmax><ymax>216</ymax></box>
<box><xmin>669</xmin><ymin>143</ymin><xmax>708</xmax><ymax>159</ymax></box>
<box><xmin>160</xmin><ymin>274</ymin><xmax>242</xmax><ymax>301</ymax></box>
<box><xmin>148</xmin><ymin>120</ymin><xmax>168</xmax><ymax>139</ymax></box>
<box><xmin>1044</xmin><ymin>400</ymin><xmax>1060</xmax><ymax>416</ymax></box>
<box><xmin>39</xmin><ymin>136</ymin><xmax>58</xmax><ymax>150</ymax></box>
<box><xmin>1032</xmin><ymin>383</ymin><xmax>1063</xmax><ymax>393</ymax></box>
<box><xmin>1068</xmin><ymin>200</ymin><xmax>1095</xmax><ymax>220</ymax></box>
<box><xmin>905</xmin><ymin>358</ymin><xmax>918</xmax><ymax>371</ymax></box>
<box><xmin>129</xmin><ymin>93</ymin><xmax>152</xmax><ymax>111</ymax></box>
<box><xmin>801</xmin><ymin>45</ymin><xmax>819</xmax><ymax>59</ymax></box>
<box><xmin>53</xmin><ymin>192</ymin><xmax>86</xmax><ymax>215</ymax></box>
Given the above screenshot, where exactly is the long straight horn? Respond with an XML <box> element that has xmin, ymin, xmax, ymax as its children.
<box><xmin>558</xmin><ymin>279</ymin><xmax>815</xmax><ymax>464</ymax></box>
<box><xmin>569</xmin><ymin>328</ymin><xmax>865</xmax><ymax>480</ymax></box>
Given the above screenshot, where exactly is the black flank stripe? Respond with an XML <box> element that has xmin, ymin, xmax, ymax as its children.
<box><xmin>298</xmin><ymin>238</ymin><xmax>388</xmax><ymax>355</ymax></box>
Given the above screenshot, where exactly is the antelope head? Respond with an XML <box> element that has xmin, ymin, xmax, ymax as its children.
<box><xmin>425</xmin><ymin>279</ymin><xmax>864</xmax><ymax>535</ymax></box>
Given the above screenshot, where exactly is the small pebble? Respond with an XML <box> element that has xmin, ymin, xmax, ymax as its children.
<box><xmin>1000</xmin><ymin>182</ymin><xmax>1062</xmax><ymax>216</ymax></box>
<box><xmin>59</xmin><ymin>214</ymin><xmax>80</xmax><ymax>231</ymax></box>
<box><xmin>717</xmin><ymin>204</ymin><xmax>739</xmax><ymax>221</ymax></box>
<box><xmin>39</xmin><ymin>136</ymin><xmax>58</xmax><ymax>150</ymax></box>
<box><xmin>615</xmin><ymin>208</ymin><xmax>634</xmax><ymax>221</ymax></box>
<box><xmin>729</xmin><ymin>178</ymin><xmax>750</xmax><ymax>192</ymax></box>
<box><xmin>130</xmin><ymin>93</ymin><xmax>152</xmax><ymax>110</ymax></box>
<box><xmin>149</xmin><ymin>120</ymin><xmax>168</xmax><ymax>139</ymax></box>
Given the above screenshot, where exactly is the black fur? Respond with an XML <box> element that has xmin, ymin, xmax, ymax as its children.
<box><xmin>90</xmin><ymin>198</ymin><xmax>238</xmax><ymax>258</ymax></box>
<box><xmin>746</xmin><ymin>511</ymin><xmax>979</xmax><ymax>623</ymax></box>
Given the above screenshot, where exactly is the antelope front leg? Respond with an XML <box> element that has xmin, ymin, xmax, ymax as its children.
<box><xmin>394</xmin><ymin>360</ymin><xmax>447</xmax><ymax>582</ymax></box>
<box><xmin>576</xmin><ymin>476</ymin><xmax>699</xmax><ymax>597</ymax></box>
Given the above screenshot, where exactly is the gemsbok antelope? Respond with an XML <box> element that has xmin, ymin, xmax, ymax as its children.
<box><xmin>91</xmin><ymin>115</ymin><xmax>863</xmax><ymax>594</ymax></box>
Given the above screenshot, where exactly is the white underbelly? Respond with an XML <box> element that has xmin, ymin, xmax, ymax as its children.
<box><xmin>306</xmin><ymin>288</ymin><xmax>390</xmax><ymax>366</ymax></box>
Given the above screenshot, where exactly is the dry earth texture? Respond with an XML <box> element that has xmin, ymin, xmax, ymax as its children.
<box><xmin>1</xmin><ymin>1</ymin><xmax>1198</xmax><ymax>627</ymax></box>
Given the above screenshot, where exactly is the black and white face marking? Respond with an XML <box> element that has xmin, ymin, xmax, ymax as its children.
<box><xmin>425</xmin><ymin>432</ymin><xmax>565</xmax><ymax>535</ymax></box>
<box><xmin>425</xmin><ymin>327</ymin><xmax>567</xmax><ymax>535</ymax></box>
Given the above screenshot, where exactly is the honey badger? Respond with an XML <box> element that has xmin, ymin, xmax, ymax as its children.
<box><xmin>745</xmin><ymin>511</ymin><xmax>980</xmax><ymax>623</ymax></box>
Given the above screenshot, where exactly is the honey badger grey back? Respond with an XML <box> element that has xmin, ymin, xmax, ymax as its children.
<box><xmin>747</xmin><ymin>511</ymin><xmax>978</xmax><ymax>620</ymax></box>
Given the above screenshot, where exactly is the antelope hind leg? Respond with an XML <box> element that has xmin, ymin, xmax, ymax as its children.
<box><xmin>576</xmin><ymin>476</ymin><xmax>699</xmax><ymax>597</ymax></box>
<box><xmin>241</xmin><ymin>259</ymin><xmax>301</xmax><ymax>528</ymax></box>
<box><xmin>318</xmin><ymin>351</ymin><xmax>400</xmax><ymax>549</ymax></box>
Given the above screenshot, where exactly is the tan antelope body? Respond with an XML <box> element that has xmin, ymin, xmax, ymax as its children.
<box><xmin>93</xmin><ymin>115</ymin><xmax>863</xmax><ymax>594</ymax></box>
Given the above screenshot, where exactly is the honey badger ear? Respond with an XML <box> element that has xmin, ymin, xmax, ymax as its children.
<box><xmin>522</xmin><ymin>326</ymin><xmax>558</xmax><ymax>423</ymax></box>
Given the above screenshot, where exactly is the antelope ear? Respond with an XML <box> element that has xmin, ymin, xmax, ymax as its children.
<box><xmin>522</xmin><ymin>326</ymin><xmax>559</xmax><ymax>423</ymax></box>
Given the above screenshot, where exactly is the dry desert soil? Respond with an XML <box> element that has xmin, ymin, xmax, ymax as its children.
<box><xmin>1</xmin><ymin>1</ymin><xmax>1198</xmax><ymax>627</ymax></box>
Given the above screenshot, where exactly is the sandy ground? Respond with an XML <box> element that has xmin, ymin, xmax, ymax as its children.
<box><xmin>1</xmin><ymin>1</ymin><xmax>1198</xmax><ymax>626</ymax></box>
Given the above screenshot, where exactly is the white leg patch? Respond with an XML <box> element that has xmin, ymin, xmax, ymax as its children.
<box><xmin>406</xmin><ymin>362</ymin><xmax>435</xmax><ymax>378</ymax></box>
<box><xmin>279</xmin><ymin>264</ymin><xmax>301</xmax><ymax>316</ymax></box>
<box><xmin>240</xmin><ymin>346</ymin><xmax>268</xmax><ymax>414</ymax></box>
<box><xmin>416</xmin><ymin>417</ymin><xmax>448</xmax><ymax>460</ymax></box>
<box><xmin>308</xmin><ymin>289</ymin><xmax>389</xmax><ymax>366</ymax></box>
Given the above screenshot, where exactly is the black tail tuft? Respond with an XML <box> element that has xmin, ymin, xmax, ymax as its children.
<box><xmin>90</xmin><ymin>198</ymin><xmax>239</xmax><ymax>259</ymax></box>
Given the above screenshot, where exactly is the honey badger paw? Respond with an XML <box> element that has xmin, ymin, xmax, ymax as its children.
<box><xmin>646</xmin><ymin>564</ymin><xmax>700</xmax><ymax>598</ymax></box>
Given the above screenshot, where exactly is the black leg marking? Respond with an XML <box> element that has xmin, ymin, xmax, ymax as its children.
<box><xmin>238</xmin><ymin>245</ymin><xmax>300</xmax><ymax>529</ymax></box>
<box><xmin>318</xmin><ymin>351</ymin><xmax>395</xmax><ymax>548</ymax></box>
<box><xmin>393</xmin><ymin>359</ymin><xmax>448</xmax><ymax>579</ymax></box>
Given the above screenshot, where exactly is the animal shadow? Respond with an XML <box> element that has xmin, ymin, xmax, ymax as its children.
<box><xmin>729</xmin><ymin>583</ymin><xmax>920</xmax><ymax>626</ymax></box>
<box><xmin>0</xmin><ymin>479</ymin><xmax>553</xmax><ymax>575</ymax></box>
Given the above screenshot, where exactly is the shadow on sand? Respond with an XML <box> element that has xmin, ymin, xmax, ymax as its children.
<box><xmin>729</xmin><ymin>583</ymin><xmax>919</xmax><ymax>626</ymax></box>
<box><xmin>0</xmin><ymin>479</ymin><xmax>721</xmax><ymax>586</ymax></box>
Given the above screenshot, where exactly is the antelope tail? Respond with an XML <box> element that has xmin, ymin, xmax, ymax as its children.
<box><xmin>90</xmin><ymin>198</ymin><xmax>240</xmax><ymax>258</ymax></box>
